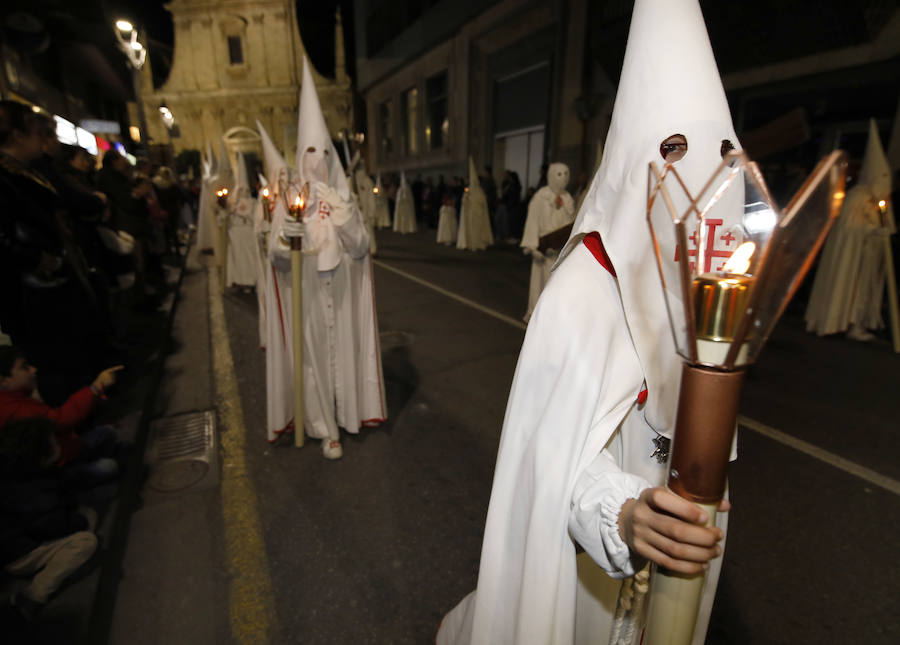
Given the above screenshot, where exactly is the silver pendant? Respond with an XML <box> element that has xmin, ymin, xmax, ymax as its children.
<box><xmin>650</xmin><ymin>435</ymin><xmax>670</xmax><ymax>464</ymax></box>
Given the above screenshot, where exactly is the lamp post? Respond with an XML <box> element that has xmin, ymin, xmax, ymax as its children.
<box><xmin>114</xmin><ymin>19</ymin><xmax>149</xmax><ymax>156</ymax></box>
<box><xmin>641</xmin><ymin>148</ymin><xmax>847</xmax><ymax>645</ymax></box>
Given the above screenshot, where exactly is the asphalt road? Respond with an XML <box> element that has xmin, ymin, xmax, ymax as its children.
<box><xmin>220</xmin><ymin>228</ymin><xmax>900</xmax><ymax>644</ymax></box>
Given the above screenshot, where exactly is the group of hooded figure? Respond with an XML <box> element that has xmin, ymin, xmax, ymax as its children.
<box><xmin>187</xmin><ymin>0</ymin><xmax>881</xmax><ymax>641</ymax></box>
<box><xmin>197</xmin><ymin>57</ymin><xmax>387</xmax><ymax>459</ymax></box>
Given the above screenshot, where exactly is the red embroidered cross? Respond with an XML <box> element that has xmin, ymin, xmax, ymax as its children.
<box><xmin>673</xmin><ymin>219</ymin><xmax>733</xmax><ymax>272</ymax></box>
<box><xmin>721</xmin><ymin>231</ymin><xmax>736</xmax><ymax>246</ymax></box>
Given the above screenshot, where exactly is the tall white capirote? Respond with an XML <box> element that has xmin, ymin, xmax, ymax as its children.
<box><xmin>295</xmin><ymin>56</ymin><xmax>349</xmax><ymax>198</ymax></box>
<box><xmin>561</xmin><ymin>0</ymin><xmax>742</xmax><ymax>433</ymax></box>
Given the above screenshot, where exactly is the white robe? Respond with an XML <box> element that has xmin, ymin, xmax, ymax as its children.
<box><xmin>457</xmin><ymin>187</ymin><xmax>494</xmax><ymax>251</ymax></box>
<box><xmin>265</xmin><ymin>183</ymin><xmax>387</xmax><ymax>442</ymax></box>
<box><xmin>805</xmin><ymin>184</ymin><xmax>894</xmax><ymax>334</ymax></box>
<box><xmin>393</xmin><ymin>184</ymin><xmax>417</xmax><ymax>233</ymax></box>
<box><xmin>437</xmin><ymin>239</ymin><xmax>726</xmax><ymax>645</ymax></box>
<box><xmin>436</xmin><ymin>204</ymin><xmax>458</xmax><ymax>245</ymax></box>
<box><xmin>226</xmin><ymin>196</ymin><xmax>259</xmax><ymax>287</ymax></box>
<box><xmin>520</xmin><ymin>186</ymin><xmax>575</xmax><ymax>321</ymax></box>
<box><xmin>253</xmin><ymin>197</ymin><xmax>270</xmax><ymax>348</ymax></box>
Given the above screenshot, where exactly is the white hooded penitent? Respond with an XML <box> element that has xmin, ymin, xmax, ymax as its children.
<box><xmin>263</xmin><ymin>56</ymin><xmax>386</xmax><ymax>451</ymax></box>
<box><xmin>393</xmin><ymin>170</ymin><xmax>417</xmax><ymax>233</ymax></box>
<box><xmin>225</xmin><ymin>152</ymin><xmax>259</xmax><ymax>288</ymax></box>
<box><xmin>806</xmin><ymin>118</ymin><xmax>896</xmax><ymax>339</ymax></box>
<box><xmin>520</xmin><ymin>161</ymin><xmax>575</xmax><ymax>321</ymax></box>
<box><xmin>438</xmin><ymin>1</ymin><xmax>738</xmax><ymax>643</ymax></box>
<box><xmin>456</xmin><ymin>157</ymin><xmax>493</xmax><ymax>251</ymax></box>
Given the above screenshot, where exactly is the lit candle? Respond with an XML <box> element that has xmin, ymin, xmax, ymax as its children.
<box><xmin>261</xmin><ymin>187</ymin><xmax>272</xmax><ymax>223</ymax></box>
<box><xmin>289</xmin><ymin>195</ymin><xmax>304</xmax><ymax>219</ymax></box>
<box><xmin>691</xmin><ymin>241</ymin><xmax>756</xmax><ymax>365</ymax></box>
<box><xmin>373</xmin><ymin>186</ymin><xmax>380</xmax><ymax>195</ymax></box>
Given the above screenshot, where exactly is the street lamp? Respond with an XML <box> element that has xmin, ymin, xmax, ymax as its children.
<box><xmin>114</xmin><ymin>18</ymin><xmax>149</xmax><ymax>156</ymax></box>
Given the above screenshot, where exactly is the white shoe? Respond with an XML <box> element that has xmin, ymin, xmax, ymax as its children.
<box><xmin>322</xmin><ymin>439</ymin><xmax>343</xmax><ymax>460</ymax></box>
<box><xmin>846</xmin><ymin>324</ymin><xmax>874</xmax><ymax>342</ymax></box>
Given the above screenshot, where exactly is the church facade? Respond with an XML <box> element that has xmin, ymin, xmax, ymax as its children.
<box><xmin>138</xmin><ymin>0</ymin><xmax>353</xmax><ymax>171</ymax></box>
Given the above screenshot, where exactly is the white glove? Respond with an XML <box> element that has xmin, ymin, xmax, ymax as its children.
<box><xmin>281</xmin><ymin>218</ymin><xmax>305</xmax><ymax>239</ymax></box>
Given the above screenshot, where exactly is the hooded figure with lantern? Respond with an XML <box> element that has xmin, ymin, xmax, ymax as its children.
<box><xmin>261</xmin><ymin>58</ymin><xmax>387</xmax><ymax>459</ymax></box>
<box><xmin>520</xmin><ymin>162</ymin><xmax>576</xmax><ymax>322</ymax></box>
<box><xmin>437</xmin><ymin>1</ymin><xmax>743</xmax><ymax>643</ymax></box>
<box><xmin>805</xmin><ymin>119</ymin><xmax>895</xmax><ymax>341</ymax></box>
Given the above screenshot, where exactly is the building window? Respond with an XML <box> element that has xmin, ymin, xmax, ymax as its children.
<box><xmin>379</xmin><ymin>99</ymin><xmax>393</xmax><ymax>158</ymax></box>
<box><xmin>227</xmin><ymin>36</ymin><xmax>243</xmax><ymax>65</ymax></box>
<box><xmin>400</xmin><ymin>87</ymin><xmax>418</xmax><ymax>155</ymax></box>
<box><xmin>425</xmin><ymin>71</ymin><xmax>448</xmax><ymax>150</ymax></box>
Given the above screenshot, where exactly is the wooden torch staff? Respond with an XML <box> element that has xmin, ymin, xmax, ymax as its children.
<box><xmin>286</xmin><ymin>184</ymin><xmax>310</xmax><ymax>448</ymax></box>
<box><xmin>878</xmin><ymin>200</ymin><xmax>900</xmax><ymax>353</ymax></box>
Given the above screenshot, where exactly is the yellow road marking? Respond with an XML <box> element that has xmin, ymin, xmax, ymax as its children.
<box><xmin>208</xmin><ymin>264</ymin><xmax>275</xmax><ymax>643</ymax></box>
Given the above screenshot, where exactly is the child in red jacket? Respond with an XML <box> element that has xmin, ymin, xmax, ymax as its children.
<box><xmin>0</xmin><ymin>346</ymin><xmax>123</xmax><ymax>486</ymax></box>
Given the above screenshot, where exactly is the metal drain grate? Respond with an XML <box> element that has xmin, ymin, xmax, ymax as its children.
<box><xmin>146</xmin><ymin>410</ymin><xmax>217</xmax><ymax>493</ymax></box>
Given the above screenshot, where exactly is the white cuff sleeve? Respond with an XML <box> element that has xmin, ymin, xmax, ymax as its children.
<box><xmin>568</xmin><ymin>451</ymin><xmax>653</xmax><ymax>578</ymax></box>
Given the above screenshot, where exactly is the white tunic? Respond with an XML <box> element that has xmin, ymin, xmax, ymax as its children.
<box><xmin>436</xmin><ymin>204</ymin><xmax>458</xmax><ymax>245</ymax></box>
<box><xmin>520</xmin><ymin>186</ymin><xmax>575</xmax><ymax>321</ymax></box>
<box><xmin>225</xmin><ymin>195</ymin><xmax>259</xmax><ymax>287</ymax></box>
<box><xmin>457</xmin><ymin>186</ymin><xmax>494</xmax><ymax>251</ymax></box>
<box><xmin>264</xmin><ymin>183</ymin><xmax>387</xmax><ymax>442</ymax></box>
<box><xmin>437</xmin><ymin>238</ymin><xmax>725</xmax><ymax>645</ymax></box>
<box><xmin>805</xmin><ymin>184</ymin><xmax>894</xmax><ymax>334</ymax></box>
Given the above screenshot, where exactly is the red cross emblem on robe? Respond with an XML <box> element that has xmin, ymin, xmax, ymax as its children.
<box><xmin>673</xmin><ymin>218</ymin><xmax>741</xmax><ymax>272</ymax></box>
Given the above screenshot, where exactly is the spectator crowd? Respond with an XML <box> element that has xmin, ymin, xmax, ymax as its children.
<box><xmin>0</xmin><ymin>99</ymin><xmax>196</xmax><ymax>638</ymax></box>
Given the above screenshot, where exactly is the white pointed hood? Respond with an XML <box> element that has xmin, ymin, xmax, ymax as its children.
<box><xmin>257</xmin><ymin>120</ymin><xmax>289</xmax><ymax>194</ymax></box>
<box><xmin>858</xmin><ymin>118</ymin><xmax>892</xmax><ymax>198</ymax></box>
<box><xmin>295</xmin><ymin>56</ymin><xmax>349</xmax><ymax>198</ymax></box>
<box><xmin>561</xmin><ymin>0</ymin><xmax>741</xmax><ymax>434</ymax></box>
<box><xmin>258</xmin><ymin>173</ymin><xmax>268</xmax><ymax>188</ymax></box>
<box><xmin>468</xmin><ymin>157</ymin><xmax>479</xmax><ymax>187</ymax></box>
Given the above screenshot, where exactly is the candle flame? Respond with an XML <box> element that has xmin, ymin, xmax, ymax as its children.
<box><xmin>262</xmin><ymin>187</ymin><xmax>270</xmax><ymax>198</ymax></box>
<box><xmin>878</xmin><ymin>199</ymin><xmax>887</xmax><ymax>212</ymax></box>
<box><xmin>221</xmin><ymin>188</ymin><xmax>228</xmax><ymax>195</ymax></box>
<box><xmin>722</xmin><ymin>241</ymin><xmax>755</xmax><ymax>274</ymax></box>
<box><xmin>373</xmin><ymin>187</ymin><xmax>380</xmax><ymax>194</ymax></box>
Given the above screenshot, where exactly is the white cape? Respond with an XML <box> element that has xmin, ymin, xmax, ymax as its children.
<box><xmin>437</xmin><ymin>241</ymin><xmax>725</xmax><ymax>645</ymax></box>
<box><xmin>436</xmin><ymin>204</ymin><xmax>458</xmax><ymax>245</ymax></box>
